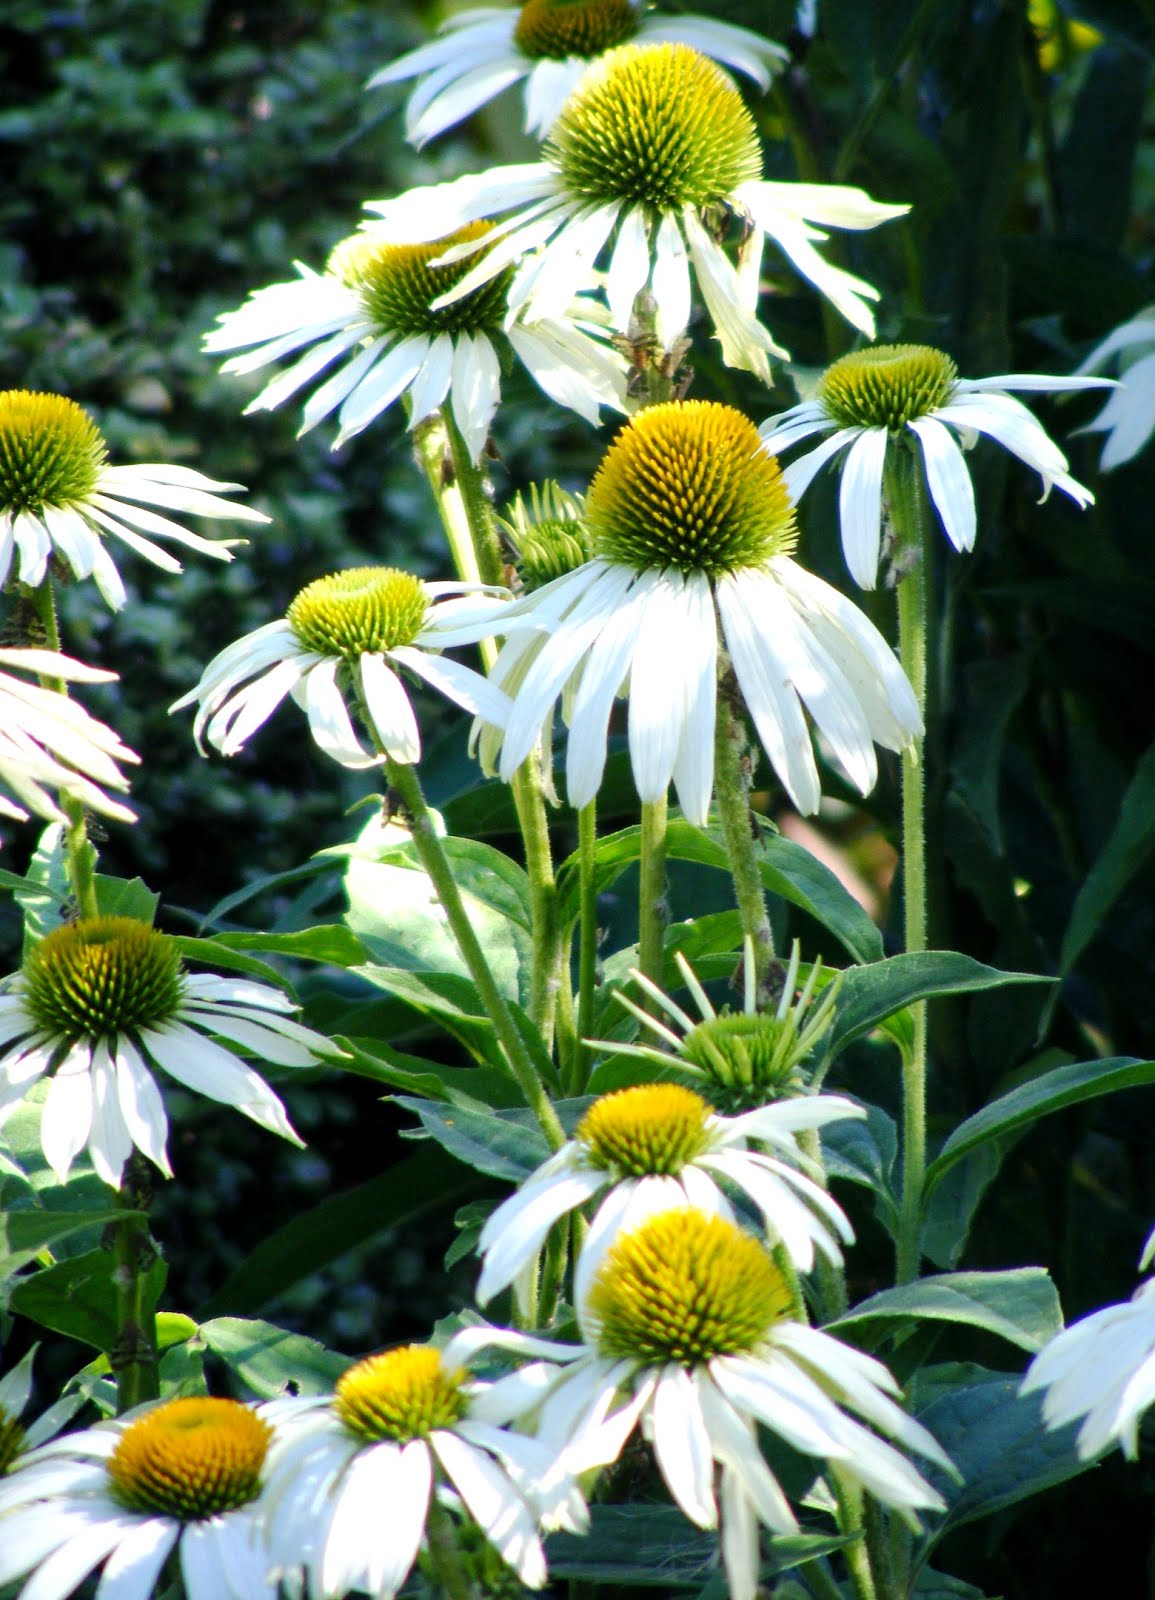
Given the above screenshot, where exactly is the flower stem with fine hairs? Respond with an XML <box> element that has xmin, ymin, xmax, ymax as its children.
<box><xmin>109</xmin><ymin>1154</ymin><xmax>160</xmax><ymax>1413</ymax></box>
<box><xmin>713</xmin><ymin>686</ymin><xmax>775</xmax><ymax>989</ymax></box>
<box><xmin>569</xmin><ymin>799</ymin><xmax>600</xmax><ymax>1094</ymax></box>
<box><xmin>637</xmin><ymin>795</ymin><xmax>668</xmax><ymax>991</ymax></box>
<box><xmin>384</xmin><ymin>756</ymin><xmax>565</xmax><ymax>1154</ymax></box>
<box><xmin>423</xmin><ymin>1498</ymin><xmax>473</xmax><ymax>1600</ymax></box>
<box><xmin>888</xmin><ymin>442</ymin><xmax>931</xmax><ymax>1286</ymax></box>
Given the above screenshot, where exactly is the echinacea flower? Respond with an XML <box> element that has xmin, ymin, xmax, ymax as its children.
<box><xmin>0</xmin><ymin>1397</ymin><xmax>278</xmax><ymax>1600</ymax></box>
<box><xmin>261</xmin><ymin>1340</ymin><xmax>580</xmax><ymax>1597</ymax></box>
<box><xmin>205</xmin><ymin>224</ymin><xmax>628</xmax><ymax>459</ymax></box>
<box><xmin>0</xmin><ymin>648</ymin><xmax>139</xmax><ymax>828</ymax></box>
<box><xmin>604</xmin><ymin>936</ymin><xmax>840</xmax><ymax>1114</ymax></box>
<box><xmin>369</xmin><ymin>0</ymin><xmax>787</xmax><ymax>145</ymax></box>
<box><xmin>0</xmin><ymin>1348</ymin><xmax>83</xmax><ymax>1477</ymax></box>
<box><xmin>171</xmin><ymin>567</ymin><xmax>514</xmax><ymax>770</ymax></box>
<box><xmin>0</xmin><ymin>915</ymin><xmax>335</xmax><ymax>1186</ymax></box>
<box><xmin>1021</xmin><ymin>1231</ymin><xmax>1155</xmax><ymax>1461</ymax></box>
<box><xmin>1072</xmin><ymin>306</ymin><xmax>1155</xmax><ymax>470</ymax></box>
<box><xmin>759</xmin><ymin>343</ymin><xmax>1113</xmax><ymax>588</ymax></box>
<box><xmin>485</xmin><ymin>400</ymin><xmax>922</xmax><ymax>821</ymax></box>
<box><xmin>366</xmin><ymin>44</ymin><xmax>908</xmax><ymax>379</ymax></box>
<box><xmin>477</xmin><ymin>1077</ymin><xmax>863</xmax><ymax>1315</ymax></box>
<box><xmin>0</xmin><ymin>390</ymin><xmax>267</xmax><ymax>611</ymax></box>
<box><xmin>534</xmin><ymin>1209</ymin><xmax>949</xmax><ymax>1600</ymax></box>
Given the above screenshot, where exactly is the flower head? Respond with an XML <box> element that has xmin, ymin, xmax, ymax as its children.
<box><xmin>367</xmin><ymin>43</ymin><xmax>908</xmax><ymax>379</ymax></box>
<box><xmin>605</xmin><ymin>937</ymin><xmax>840</xmax><ymax>1114</ymax></box>
<box><xmin>205</xmin><ymin>223</ymin><xmax>628</xmax><ymax>459</ymax></box>
<box><xmin>171</xmin><ymin>567</ymin><xmax>514</xmax><ymax>770</ymax></box>
<box><xmin>485</xmin><ymin>401</ymin><xmax>921</xmax><ymax>820</ymax></box>
<box><xmin>0</xmin><ymin>915</ymin><xmax>335</xmax><ymax>1185</ymax></box>
<box><xmin>760</xmin><ymin>343</ymin><xmax>1114</xmax><ymax>588</ymax></box>
<box><xmin>0</xmin><ymin>648</ymin><xmax>139</xmax><ymax>829</ymax></box>
<box><xmin>368</xmin><ymin>0</ymin><xmax>787</xmax><ymax>146</ymax></box>
<box><xmin>1021</xmin><ymin>1241</ymin><xmax>1155</xmax><ymax>1461</ymax></box>
<box><xmin>0</xmin><ymin>1397</ymin><xmax>278</xmax><ymax>1600</ymax></box>
<box><xmin>535</xmin><ymin>1209</ymin><xmax>948</xmax><ymax>1600</ymax></box>
<box><xmin>477</xmin><ymin>1055</ymin><xmax>864</xmax><ymax>1313</ymax></box>
<box><xmin>0</xmin><ymin>390</ymin><xmax>267</xmax><ymax>610</ymax></box>
<box><xmin>261</xmin><ymin>1340</ymin><xmax>575</xmax><ymax>1597</ymax></box>
<box><xmin>1072</xmin><ymin>306</ymin><xmax>1155</xmax><ymax>470</ymax></box>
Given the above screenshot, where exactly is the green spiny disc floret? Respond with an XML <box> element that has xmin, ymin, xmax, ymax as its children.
<box><xmin>514</xmin><ymin>0</ymin><xmax>638</xmax><ymax>61</ymax></box>
<box><xmin>818</xmin><ymin>344</ymin><xmax>959</xmax><ymax>431</ymax></box>
<box><xmin>546</xmin><ymin>43</ymin><xmax>762</xmax><ymax>213</ymax></box>
<box><xmin>329</xmin><ymin>223</ymin><xmax>512</xmax><ymax>338</ymax></box>
<box><xmin>108</xmin><ymin>1399</ymin><xmax>270</xmax><ymax>1521</ymax></box>
<box><xmin>680</xmin><ymin>1012</ymin><xmax>806</xmax><ymax>1109</ymax></box>
<box><xmin>23</xmin><ymin>918</ymin><xmax>184</xmax><ymax>1043</ymax></box>
<box><xmin>500</xmin><ymin>481</ymin><xmax>592</xmax><ymax>591</ymax></box>
<box><xmin>590</xmin><ymin>1208</ymin><xmax>796</xmax><ymax>1365</ymax></box>
<box><xmin>334</xmin><ymin>1346</ymin><xmax>467</xmax><ymax>1443</ymax></box>
<box><xmin>0</xmin><ymin>391</ymin><xmax>106</xmax><ymax>513</ymax></box>
<box><xmin>576</xmin><ymin>1083</ymin><xmax>713</xmax><ymax>1174</ymax></box>
<box><xmin>587</xmin><ymin>400</ymin><xmax>798</xmax><ymax>577</ymax></box>
<box><xmin>0</xmin><ymin>1410</ymin><xmax>26</xmax><ymax>1475</ymax></box>
<box><xmin>288</xmin><ymin>567</ymin><xmax>429</xmax><ymax>660</ymax></box>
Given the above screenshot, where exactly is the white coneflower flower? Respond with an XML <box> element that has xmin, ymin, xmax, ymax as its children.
<box><xmin>485</xmin><ymin>400</ymin><xmax>922</xmax><ymax>821</ymax></box>
<box><xmin>0</xmin><ymin>390</ymin><xmax>268</xmax><ymax>611</ymax></box>
<box><xmin>1021</xmin><ymin>1232</ymin><xmax>1155</xmax><ymax>1461</ymax></box>
<box><xmin>0</xmin><ymin>1348</ymin><xmax>82</xmax><ymax>1477</ymax></box>
<box><xmin>534</xmin><ymin>1209</ymin><xmax>949</xmax><ymax>1600</ymax></box>
<box><xmin>759</xmin><ymin>343</ymin><xmax>1113</xmax><ymax>588</ymax></box>
<box><xmin>261</xmin><ymin>1340</ymin><xmax>580</xmax><ymax>1597</ymax></box>
<box><xmin>477</xmin><ymin>1075</ymin><xmax>863</xmax><ymax>1315</ymax></box>
<box><xmin>0</xmin><ymin>915</ymin><xmax>335</xmax><ymax>1185</ymax></box>
<box><xmin>0</xmin><ymin>648</ymin><xmax>139</xmax><ymax>827</ymax></box>
<box><xmin>1072</xmin><ymin>306</ymin><xmax>1155</xmax><ymax>470</ymax></box>
<box><xmin>205</xmin><ymin>224</ymin><xmax>628</xmax><ymax>459</ymax></box>
<box><xmin>171</xmin><ymin>566</ymin><xmax>514</xmax><ymax>770</ymax></box>
<box><xmin>601</xmin><ymin>936</ymin><xmax>840</xmax><ymax>1115</ymax></box>
<box><xmin>366</xmin><ymin>43</ymin><xmax>908</xmax><ymax>380</ymax></box>
<box><xmin>0</xmin><ymin>1397</ymin><xmax>278</xmax><ymax>1600</ymax></box>
<box><xmin>369</xmin><ymin>0</ymin><xmax>787</xmax><ymax>145</ymax></box>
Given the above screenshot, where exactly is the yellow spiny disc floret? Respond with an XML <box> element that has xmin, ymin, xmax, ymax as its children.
<box><xmin>546</xmin><ymin>43</ymin><xmax>762</xmax><ymax>212</ymax></box>
<box><xmin>587</xmin><ymin>400</ymin><xmax>797</xmax><ymax>577</ymax></box>
<box><xmin>589</xmin><ymin>1208</ymin><xmax>797</xmax><ymax>1365</ymax></box>
<box><xmin>107</xmin><ymin>1398</ymin><xmax>270</xmax><ymax>1521</ymax></box>
<box><xmin>514</xmin><ymin>0</ymin><xmax>639</xmax><ymax>61</ymax></box>
<box><xmin>576</xmin><ymin>1083</ymin><xmax>713</xmax><ymax>1174</ymax></box>
<box><xmin>329</xmin><ymin>223</ymin><xmax>512</xmax><ymax>338</ymax></box>
<box><xmin>288</xmin><ymin>567</ymin><xmax>429</xmax><ymax>660</ymax></box>
<box><xmin>818</xmin><ymin>344</ymin><xmax>958</xmax><ymax>431</ymax></box>
<box><xmin>334</xmin><ymin>1345</ymin><xmax>467</xmax><ymax>1443</ymax></box>
<box><xmin>23</xmin><ymin>918</ymin><xmax>185</xmax><ymax>1043</ymax></box>
<box><xmin>0</xmin><ymin>1408</ymin><xmax>26</xmax><ymax>1475</ymax></box>
<box><xmin>0</xmin><ymin>391</ymin><xmax>106</xmax><ymax>513</ymax></box>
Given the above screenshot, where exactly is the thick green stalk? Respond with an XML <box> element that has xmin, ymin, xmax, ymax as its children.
<box><xmin>423</xmin><ymin>1499</ymin><xmax>474</xmax><ymax>1600</ymax></box>
<box><xmin>636</xmin><ymin>795</ymin><xmax>668</xmax><ymax>989</ymax></box>
<box><xmin>830</xmin><ymin>1472</ymin><xmax>879</xmax><ymax>1600</ymax></box>
<box><xmin>713</xmin><ymin>691</ymin><xmax>775</xmax><ymax>989</ymax></box>
<box><xmin>110</xmin><ymin>1155</ymin><xmax>159</xmax><ymax>1413</ymax></box>
<box><xmin>888</xmin><ymin>444</ymin><xmax>931</xmax><ymax>1286</ymax></box>
<box><xmin>568</xmin><ymin>800</ymin><xmax>599</xmax><ymax>1094</ymax></box>
<box><xmin>385</xmin><ymin>757</ymin><xmax>564</xmax><ymax>1151</ymax></box>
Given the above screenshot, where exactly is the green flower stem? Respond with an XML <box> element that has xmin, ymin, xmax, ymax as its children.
<box><xmin>830</xmin><ymin>1471</ymin><xmax>878</xmax><ymax>1600</ymax></box>
<box><xmin>413</xmin><ymin>411</ymin><xmax>567</xmax><ymax>1054</ymax></box>
<box><xmin>796</xmin><ymin>1128</ymin><xmax>848</xmax><ymax>1322</ymax></box>
<box><xmin>569</xmin><ymin>799</ymin><xmax>599</xmax><ymax>1094</ymax></box>
<box><xmin>713</xmin><ymin>689</ymin><xmax>775</xmax><ymax>988</ymax></box>
<box><xmin>888</xmin><ymin>444</ymin><xmax>931</xmax><ymax>1287</ymax></box>
<box><xmin>26</xmin><ymin>579</ymin><xmax>99</xmax><ymax>919</ymax></box>
<box><xmin>423</xmin><ymin>1498</ymin><xmax>473</xmax><ymax>1600</ymax></box>
<box><xmin>110</xmin><ymin>1155</ymin><xmax>159</xmax><ymax>1413</ymax></box>
<box><xmin>385</xmin><ymin>757</ymin><xmax>565</xmax><ymax>1153</ymax></box>
<box><xmin>636</xmin><ymin>795</ymin><xmax>668</xmax><ymax>991</ymax></box>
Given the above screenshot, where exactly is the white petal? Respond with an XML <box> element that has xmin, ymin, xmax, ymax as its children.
<box><xmin>303</xmin><ymin>657</ymin><xmax>381</xmax><ymax>769</ymax></box>
<box><xmin>838</xmin><ymin>427</ymin><xmax>889</xmax><ymax>589</ymax></box>
<box><xmin>40</xmin><ymin>1045</ymin><xmax>95</xmax><ymax>1183</ymax></box>
<box><xmin>908</xmin><ymin>414</ymin><xmax>976</xmax><ymax>552</ymax></box>
<box><xmin>448</xmin><ymin>332</ymin><xmax>502</xmax><ymax>460</ymax></box>
<box><xmin>357</xmin><ymin>654</ymin><xmax>420</xmax><ymax>764</ymax></box>
<box><xmin>650</xmin><ymin>1365</ymin><xmax>717</xmax><ymax>1527</ymax></box>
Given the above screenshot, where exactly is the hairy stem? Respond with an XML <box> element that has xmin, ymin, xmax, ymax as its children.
<box><xmin>713</xmin><ymin>689</ymin><xmax>775</xmax><ymax>987</ymax></box>
<box><xmin>110</xmin><ymin>1155</ymin><xmax>160</xmax><ymax>1413</ymax></box>
<box><xmin>636</xmin><ymin>795</ymin><xmax>668</xmax><ymax>991</ymax></box>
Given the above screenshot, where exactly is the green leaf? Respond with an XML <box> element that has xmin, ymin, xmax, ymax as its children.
<box><xmin>211</xmin><ymin>926</ymin><xmax>368</xmax><ymax>969</ymax></box>
<box><xmin>8</xmin><ymin>1247</ymin><xmax>166</xmax><ymax>1350</ymax></box>
<box><xmin>338</xmin><ymin>1035</ymin><xmax>522</xmax><ymax>1109</ymax></box>
<box><xmin>199</xmin><ymin>1317</ymin><xmax>351</xmax><ymax>1397</ymax></box>
<box><xmin>0</xmin><ymin>1209</ymin><xmax>125</xmax><ymax>1283</ymax></box>
<box><xmin>196</xmin><ymin>857</ymin><xmax>338</xmax><ymax>931</ymax></box>
<box><xmin>395</xmin><ymin>1096</ymin><xmax>554</xmax><ymax>1183</ymax></box>
<box><xmin>826</xmin><ymin>953</ymin><xmax>1051</xmax><ymax>1063</ymax></box>
<box><xmin>913</xmin><ymin>1367</ymin><xmax>1093</xmax><ymax>1551</ymax></box>
<box><xmin>17</xmin><ymin>824</ymin><xmax>70</xmax><ymax>954</ymax></box>
<box><xmin>926</xmin><ymin>1056</ymin><xmax>1155</xmax><ymax>1194</ymax></box>
<box><xmin>828</xmin><ymin>1268</ymin><xmax>1062</xmax><ymax>1354</ymax></box>
<box><xmin>948</xmin><ymin>654</ymin><xmax>1032</xmax><ymax>853</ymax></box>
<box><xmin>201</xmin><ymin>1148</ymin><xmax>478</xmax><ymax>1317</ymax></box>
<box><xmin>919</xmin><ymin>1143</ymin><xmax>1003</xmax><ymax>1270</ymax></box>
<box><xmin>351</xmin><ymin>966</ymin><xmax>502</xmax><ymax>1069</ymax></box>
<box><xmin>820</xmin><ymin>1106</ymin><xmax>899</xmax><ymax>1235</ymax></box>
<box><xmin>94</xmin><ymin>875</ymin><xmax>160</xmax><ymax>923</ymax></box>
<box><xmin>170</xmin><ymin>936</ymin><xmax>292</xmax><ymax>990</ymax></box>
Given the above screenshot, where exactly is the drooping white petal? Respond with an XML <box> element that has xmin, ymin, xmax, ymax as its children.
<box><xmin>837</xmin><ymin>426</ymin><xmax>889</xmax><ymax>588</ymax></box>
<box><xmin>650</xmin><ymin>1364</ymin><xmax>717</xmax><ymax>1527</ymax></box>
<box><xmin>606</xmin><ymin>205</ymin><xmax>652</xmax><ymax>331</ymax></box>
<box><xmin>302</xmin><ymin>657</ymin><xmax>381</xmax><ymax>769</ymax></box>
<box><xmin>908</xmin><ymin>414</ymin><xmax>976</xmax><ymax>552</ymax></box>
<box><xmin>449</xmin><ymin>332</ymin><xmax>503</xmax><ymax>460</ymax></box>
<box><xmin>357</xmin><ymin>653</ymin><xmax>420</xmax><ymax>764</ymax></box>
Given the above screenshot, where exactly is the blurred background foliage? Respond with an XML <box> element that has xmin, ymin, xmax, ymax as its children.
<box><xmin>3</xmin><ymin>0</ymin><xmax>1155</xmax><ymax>1592</ymax></box>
